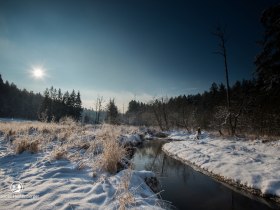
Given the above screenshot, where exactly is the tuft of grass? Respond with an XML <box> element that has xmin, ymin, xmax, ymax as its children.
<box><xmin>102</xmin><ymin>141</ymin><xmax>125</xmax><ymax>173</ymax></box>
<box><xmin>14</xmin><ymin>138</ymin><xmax>39</xmax><ymax>154</ymax></box>
<box><xmin>76</xmin><ymin>161</ymin><xmax>87</xmax><ymax>170</ymax></box>
<box><xmin>59</xmin><ymin>116</ymin><xmax>77</xmax><ymax>126</ymax></box>
<box><xmin>96</xmin><ymin>125</ymin><xmax>127</xmax><ymax>174</ymax></box>
<box><xmin>116</xmin><ymin>169</ymin><xmax>136</xmax><ymax>210</ymax></box>
<box><xmin>115</xmin><ymin>169</ymin><xmax>164</xmax><ymax>210</ymax></box>
<box><xmin>51</xmin><ymin>148</ymin><xmax>67</xmax><ymax>160</ymax></box>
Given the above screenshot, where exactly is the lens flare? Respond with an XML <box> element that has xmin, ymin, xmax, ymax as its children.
<box><xmin>32</xmin><ymin>67</ymin><xmax>45</xmax><ymax>79</ymax></box>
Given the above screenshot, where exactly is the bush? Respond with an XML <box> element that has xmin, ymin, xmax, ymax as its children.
<box><xmin>51</xmin><ymin>148</ymin><xmax>67</xmax><ymax>160</ymax></box>
<box><xmin>14</xmin><ymin>138</ymin><xmax>39</xmax><ymax>154</ymax></box>
<box><xmin>96</xmin><ymin>125</ymin><xmax>126</xmax><ymax>174</ymax></box>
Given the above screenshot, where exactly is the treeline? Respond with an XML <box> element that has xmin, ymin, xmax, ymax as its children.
<box><xmin>0</xmin><ymin>75</ymin><xmax>83</xmax><ymax>122</ymax></box>
<box><xmin>81</xmin><ymin>108</ymin><xmax>106</xmax><ymax>124</ymax></box>
<box><xmin>126</xmin><ymin>79</ymin><xmax>276</xmax><ymax>135</ymax></box>
<box><xmin>126</xmin><ymin>4</ymin><xmax>280</xmax><ymax>136</ymax></box>
<box><xmin>39</xmin><ymin>87</ymin><xmax>82</xmax><ymax>122</ymax></box>
<box><xmin>0</xmin><ymin>75</ymin><xmax>44</xmax><ymax>119</ymax></box>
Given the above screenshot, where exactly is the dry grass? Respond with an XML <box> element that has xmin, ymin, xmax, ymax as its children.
<box><xmin>1</xmin><ymin>120</ymin><xmax>137</xmax><ymax>174</ymax></box>
<box><xmin>50</xmin><ymin>147</ymin><xmax>68</xmax><ymax>160</ymax></box>
<box><xmin>0</xmin><ymin>120</ymin><xmax>166</xmax><ymax>208</ymax></box>
<box><xmin>95</xmin><ymin>125</ymin><xmax>127</xmax><ymax>174</ymax></box>
<box><xmin>116</xmin><ymin>169</ymin><xmax>136</xmax><ymax>210</ymax></box>
<box><xmin>115</xmin><ymin>169</ymin><xmax>165</xmax><ymax>210</ymax></box>
<box><xmin>14</xmin><ymin>138</ymin><xmax>40</xmax><ymax>154</ymax></box>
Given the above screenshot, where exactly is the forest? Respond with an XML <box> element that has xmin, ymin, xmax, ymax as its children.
<box><xmin>0</xmin><ymin>76</ymin><xmax>82</xmax><ymax>122</ymax></box>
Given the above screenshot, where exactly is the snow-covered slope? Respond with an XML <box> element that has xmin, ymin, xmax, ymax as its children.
<box><xmin>0</xmin><ymin>148</ymin><xmax>162</xmax><ymax>210</ymax></box>
<box><xmin>162</xmin><ymin>132</ymin><xmax>280</xmax><ymax>199</ymax></box>
<box><xmin>0</xmin><ymin>123</ymin><xmax>163</xmax><ymax>210</ymax></box>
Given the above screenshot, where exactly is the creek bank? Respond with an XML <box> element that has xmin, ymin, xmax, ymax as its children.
<box><xmin>161</xmin><ymin>131</ymin><xmax>280</xmax><ymax>205</ymax></box>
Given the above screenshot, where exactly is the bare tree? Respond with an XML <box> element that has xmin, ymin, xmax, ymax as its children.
<box><xmin>95</xmin><ymin>96</ymin><xmax>104</xmax><ymax>124</ymax></box>
<box><xmin>161</xmin><ymin>97</ymin><xmax>169</xmax><ymax>130</ymax></box>
<box><xmin>151</xmin><ymin>99</ymin><xmax>164</xmax><ymax>131</ymax></box>
<box><xmin>213</xmin><ymin>27</ymin><xmax>234</xmax><ymax>135</ymax></box>
<box><xmin>151</xmin><ymin>97</ymin><xmax>170</xmax><ymax>131</ymax></box>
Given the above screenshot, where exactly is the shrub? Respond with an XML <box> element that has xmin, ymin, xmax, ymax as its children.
<box><xmin>97</xmin><ymin>125</ymin><xmax>126</xmax><ymax>174</ymax></box>
<box><xmin>59</xmin><ymin>117</ymin><xmax>77</xmax><ymax>126</ymax></box>
<box><xmin>14</xmin><ymin>138</ymin><xmax>39</xmax><ymax>154</ymax></box>
<box><xmin>51</xmin><ymin>148</ymin><xmax>67</xmax><ymax>160</ymax></box>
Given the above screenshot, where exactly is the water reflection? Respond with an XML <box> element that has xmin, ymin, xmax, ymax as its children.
<box><xmin>132</xmin><ymin>140</ymin><xmax>280</xmax><ymax>210</ymax></box>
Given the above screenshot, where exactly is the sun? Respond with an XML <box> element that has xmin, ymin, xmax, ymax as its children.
<box><xmin>32</xmin><ymin>67</ymin><xmax>45</xmax><ymax>79</ymax></box>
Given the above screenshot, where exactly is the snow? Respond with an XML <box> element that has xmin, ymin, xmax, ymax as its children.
<box><xmin>0</xmin><ymin>118</ymin><xmax>33</xmax><ymax>123</ymax></box>
<box><xmin>167</xmin><ymin>130</ymin><xmax>208</xmax><ymax>141</ymax></box>
<box><xmin>0</xmin><ymin>135</ymin><xmax>163</xmax><ymax>210</ymax></box>
<box><xmin>162</xmin><ymin>131</ymin><xmax>280</xmax><ymax>198</ymax></box>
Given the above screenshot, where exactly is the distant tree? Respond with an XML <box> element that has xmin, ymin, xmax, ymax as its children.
<box><xmin>254</xmin><ymin>4</ymin><xmax>280</xmax><ymax>135</ymax></box>
<box><xmin>255</xmin><ymin>4</ymin><xmax>280</xmax><ymax>94</ymax></box>
<box><xmin>0</xmin><ymin>74</ymin><xmax>3</xmax><ymax>86</ymax></box>
<box><xmin>0</xmin><ymin>75</ymin><xmax>4</xmax><ymax>115</ymax></box>
<box><xmin>57</xmin><ymin>89</ymin><xmax>62</xmax><ymax>101</ymax></box>
<box><xmin>69</xmin><ymin>90</ymin><xmax>76</xmax><ymax>116</ymax></box>
<box><xmin>95</xmin><ymin>96</ymin><xmax>104</xmax><ymax>124</ymax></box>
<box><xmin>106</xmin><ymin>99</ymin><xmax>119</xmax><ymax>124</ymax></box>
<box><xmin>74</xmin><ymin>91</ymin><xmax>82</xmax><ymax>121</ymax></box>
<box><xmin>38</xmin><ymin>87</ymin><xmax>82</xmax><ymax>122</ymax></box>
<box><xmin>38</xmin><ymin>88</ymin><xmax>51</xmax><ymax>121</ymax></box>
<box><xmin>213</xmin><ymin>27</ymin><xmax>235</xmax><ymax>135</ymax></box>
<box><xmin>83</xmin><ymin>114</ymin><xmax>90</xmax><ymax>124</ymax></box>
<box><xmin>151</xmin><ymin>97</ymin><xmax>170</xmax><ymax>131</ymax></box>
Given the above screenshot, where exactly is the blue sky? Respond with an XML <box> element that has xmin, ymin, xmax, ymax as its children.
<box><xmin>0</xmin><ymin>0</ymin><xmax>278</xmax><ymax>110</ymax></box>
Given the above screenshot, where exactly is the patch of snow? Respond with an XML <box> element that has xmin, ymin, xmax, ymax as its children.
<box><xmin>0</xmin><ymin>118</ymin><xmax>34</xmax><ymax>122</ymax></box>
<box><xmin>163</xmin><ymin>133</ymin><xmax>280</xmax><ymax>198</ymax></box>
<box><xmin>167</xmin><ymin>130</ymin><xmax>209</xmax><ymax>141</ymax></box>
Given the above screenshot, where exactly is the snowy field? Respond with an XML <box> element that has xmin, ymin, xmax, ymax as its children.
<box><xmin>0</xmin><ymin>118</ymin><xmax>34</xmax><ymax>123</ymax></box>
<box><xmin>0</xmin><ymin>121</ymin><xmax>163</xmax><ymax>210</ymax></box>
<box><xmin>162</xmin><ymin>131</ymin><xmax>280</xmax><ymax>201</ymax></box>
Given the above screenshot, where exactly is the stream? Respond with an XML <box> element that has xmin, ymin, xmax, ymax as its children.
<box><xmin>131</xmin><ymin>139</ymin><xmax>280</xmax><ymax>210</ymax></box>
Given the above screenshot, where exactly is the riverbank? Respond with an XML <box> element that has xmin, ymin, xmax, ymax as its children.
<box><xmin>162</xmin><ymin>131</ymin><xmax>280</xmax><ymax>204</ymax></box>
<box><xmin>0</xmin><ymin>121</ymin><xmax>163</xmax><ymax>209</ymax></box>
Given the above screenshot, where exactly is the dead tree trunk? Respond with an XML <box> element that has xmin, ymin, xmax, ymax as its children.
<box><xmin>161</xmin><ymin>97</ymin><xmax>169</xmax><ymax>131</ymax></box>
<box><xmin>152</xmin><ymin>100</ymin><xmax>164</xmax><ymax>131</ymax></box>
<box><xmin>214</xmin><ymin>27</ymin><xmax>234</xmax><ymax>135</ymax></box>
<box><xmin>95</xmin><ymin>96</ymin><xmax>103</xmax><ymax>124</ymax></box>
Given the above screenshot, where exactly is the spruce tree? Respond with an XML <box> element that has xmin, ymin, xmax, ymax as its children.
<box><xmin>106</xmin><ymin>99</ymin><xmax>119</xmax><ymax>124</ymax></box>
<box><xmin>74</xmin><ymin>91</ymin><xmax>82</xmax><ymax>121</ymax></box>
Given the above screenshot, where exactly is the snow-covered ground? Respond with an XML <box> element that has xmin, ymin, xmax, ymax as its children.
<box><xmin>0</xmin><ymin>118</ymin><xmax>34</xmax><ymax>123</ymax></box>
<box><xmin>162</xmin><ymin>131</ymin><xmax>280</xmax><ymax>200</ymax></box>
<box><xmin>0</xmin><ymin>123</ymin><xmax>163</xmax><ymax>210</ymax></box>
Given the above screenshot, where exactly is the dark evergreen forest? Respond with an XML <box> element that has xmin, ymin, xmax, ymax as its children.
<box><xmin>0</xmin><ymin>75</ymin><xmax>44</xmax><ymax>120</ymax></box>
<box><xmin>0</xmin><ymin>75</ymin><xmax>82</xmax><ymax>122</ymax></box>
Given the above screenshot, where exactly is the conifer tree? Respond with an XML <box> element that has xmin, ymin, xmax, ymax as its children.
<box><xmin>106</xmin><ymin>99</ymin><xmax>119</xmax><ymax>124</ymax></box>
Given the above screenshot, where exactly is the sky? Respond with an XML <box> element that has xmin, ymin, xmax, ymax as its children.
<box><xmin>0</xmin><ymin>0</ymin><xmax>278</xmax><ymax>110</ymax></box>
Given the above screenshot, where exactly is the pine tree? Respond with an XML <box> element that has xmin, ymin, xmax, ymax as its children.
<box><xmin>106</xmin><ymin>99</ymin><xmax>119</xmax><ymax>124</ymax></box>
<box><xmin>39</xmin><ymin>88</ymin><xmax>51</xmax><ymax>121</ymax></box>
<box><xmin>74</xmin><ymin>91</ymin><xmax>82</xmax><ymax>121</ymax></box>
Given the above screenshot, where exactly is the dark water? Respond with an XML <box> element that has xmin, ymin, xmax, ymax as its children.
<box><xmin>131</xmin><ymin>140</ymin><xmax>280</xmax><ymax>210</ymax></box>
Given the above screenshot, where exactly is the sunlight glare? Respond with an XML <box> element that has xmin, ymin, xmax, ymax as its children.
<box><xmin>32</xmin><ymin>68</ymin><xmax>45</xmax><ymax>79</ymax></box>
